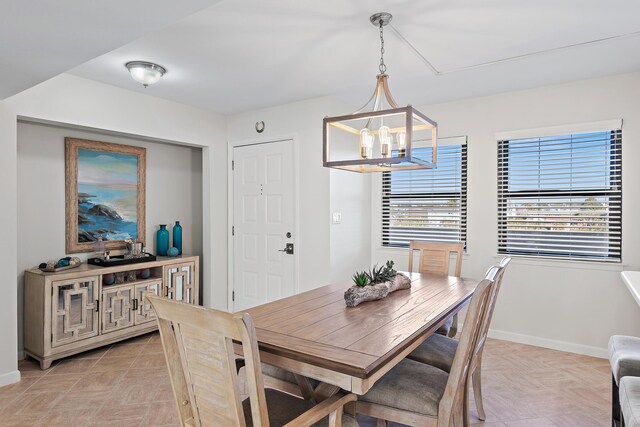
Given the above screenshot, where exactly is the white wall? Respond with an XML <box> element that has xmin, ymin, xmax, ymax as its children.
<box><xmin>16</xmin><ymin>121</ymin><xmax>203</xmax><ymax>354</ymax></box>
<box><xmin>372</xmin><ymin>72</ymin><xmax>640</xmax><ymax>357</ymax></box>
<box><xmin>226</xmin><ymin>96</ymin><xmax>370</xmax><ymax>293</ymax></box>
<box><xmin>0</xmin><ymin>73</ymin><xmax>226</xmax><ymax>384</ymax></box>
<box><xmin>0</xmin><ymin>103</ymin><xmax>19</xmax><ymax>386</ymax></box>
<box><xmin>329</xmin><ymin>164</ymin><xmax>372</xmax><ymax>282</ymax></box>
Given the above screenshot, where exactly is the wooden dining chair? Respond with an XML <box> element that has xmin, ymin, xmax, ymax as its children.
<box><xmin>147</xmin><ymin>295</ymin><xmax>358</xmax><ymax>427</ymax></box>
<box><xmin>351</xmin><ymin>266</ymin><xmax>498</xmax><ymax>426</ymax></box>
<box><xmin>408</xmin><ymin>241</ymin><xmax>465</xmax><ymax>337</ymax></box>
<box><xmin>407</xmin><ymin>257</ymin><xmax>511</xmax><ymax>422</ymax></box>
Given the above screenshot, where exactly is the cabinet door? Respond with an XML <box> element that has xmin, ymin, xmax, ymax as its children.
<box><xmin>164</xmin><ymin>262</ymin><xmax>196</xmax><ymax>304</ymax></box>
<box><xmin>134</xmin><ymin>281</ymin><xmax>160</xmax><ymax>325</ymax></box>
<box><xmin>101</xmin><ymin>286</ymin><xmax>134</xmax><ymax>333</ymax></box>
<box><xmin>51</xmin><ymin>277</ymin><xmax>99</xmax><ymax>347</ymax></box>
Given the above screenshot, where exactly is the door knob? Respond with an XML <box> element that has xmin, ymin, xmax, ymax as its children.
<box><xmin>278</xmin><ymin>243</ymin><xmax>294</xmax><ymax>255</ymax></box>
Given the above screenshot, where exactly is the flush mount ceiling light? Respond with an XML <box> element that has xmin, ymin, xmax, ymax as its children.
<box><xmin>323</xmin><ymin>12</ymin><xmax>437</xmax><ymax>172</ymax></box>
<box><xmin>125</xmin><ymin>61</ymin><xmax>166</xmax><ymax>87</ymax></box>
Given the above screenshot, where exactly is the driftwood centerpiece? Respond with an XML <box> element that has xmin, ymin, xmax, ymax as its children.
<box><xmin>344</xmin><ymin>261</ymin><xmax>411</xmax><ymax>307</ymax></box>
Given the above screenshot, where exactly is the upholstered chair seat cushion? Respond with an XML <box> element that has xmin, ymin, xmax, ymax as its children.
<box><xmin>407</xmin><ymin>333</ymin><xmax>457</xmax><ymax>373</ymax></box>
<box><xmin>609</xmin><ymin>335</ymin><xmax>640</xmax><ymax>385</ymax></box>
<box><xmin>435</xmin><ymin>316</ymin><xmax>454</xmax><ymax>336</ymax></box>
<box><xmin>359</xmin><ymin>358</ymin><xmax>449</xmax><ymax>416</ymax></box>
<box><xmin>243</xmin><ymin>388</ymin><xmax>358</xmax><ymax>427</ymax></box>
<box><xmin>620</xmin><ymin>376</ymin><xmax>640</xmax><ymax>427</ymax></box>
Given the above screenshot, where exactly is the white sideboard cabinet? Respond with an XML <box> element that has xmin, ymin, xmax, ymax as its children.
<box><xmin>24</xmin><ymin>255</ymin><xmax>199</xmax><ymax>369</ymax></box>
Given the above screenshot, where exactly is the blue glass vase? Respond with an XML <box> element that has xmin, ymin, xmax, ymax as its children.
<box><xmin>173</xmin><ymin>221</ymin><xmax>183</xmax><ymax>255</ymax></box>
<box><xmin>156</xmin><ymin>224</ymin><xmax>169</xmax><ymax>256</ymax></box>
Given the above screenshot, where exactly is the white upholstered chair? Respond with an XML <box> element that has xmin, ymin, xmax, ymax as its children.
<box><xmin>620</xmin><ymin>376</ymin><xmax>640</xmax><ymax>427</ymax></box>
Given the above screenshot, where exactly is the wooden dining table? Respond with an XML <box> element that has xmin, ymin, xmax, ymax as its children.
<box><xmin>239</xmin><ymin>271</ymin><xmax>478</xmax><ymax>400</ymax></box>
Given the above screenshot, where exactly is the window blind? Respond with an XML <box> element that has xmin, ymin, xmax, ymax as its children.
<box><xmin>382</xmin><ymin>142</ymin><xmax>467</xmax><ymax>248</ymax></box>
<box><xmin>497</xmin><ymin>129</ymin><xmax>622</xmax><ymax>261</ymax></box>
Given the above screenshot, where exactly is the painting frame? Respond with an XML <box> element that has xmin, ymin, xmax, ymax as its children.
<box><xmin>65</xmin><ymin>137</ymin><xmax>146</xmax><ymax>254</ymax></box>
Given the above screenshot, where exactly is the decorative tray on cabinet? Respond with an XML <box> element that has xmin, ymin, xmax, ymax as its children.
<box><xmin>38</xmin><ymin>263</ymin><xmax>82</xmax><ymax>273</ymax></box>
<box><xmin>88</xmin><ymin>253</ymin><xmax>157</xmax><ymax>267</ymax></box>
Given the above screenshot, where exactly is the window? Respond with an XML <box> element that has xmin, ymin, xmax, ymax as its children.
<box><xmin>497</xmin><ymin>128</ymin><xmax>622</xmax><ymax>261</ymax></box>
<box><xmin>382</xmin><ymin>139</ymin><xmax>467</xmax><ymax>248</ymax></box>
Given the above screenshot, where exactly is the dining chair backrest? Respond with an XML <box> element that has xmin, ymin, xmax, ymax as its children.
<box><xmin>478</xmin><ymin>257</ymin><xmax>511</xmax><ymax>350</ymax></box>
<box><xmin>147</xmin><ymin>295</ymin><xmax>270</xmax><ymax>427</ymax></box>
<box><xmin>437</xmin><ymin>266</ymin><xmax>498</xmax><ymax>425</ymax></box>
<box><xmin>408</xmin><ymin>241</ymin><xmax>464</xmax><ymax>277</ymax></box>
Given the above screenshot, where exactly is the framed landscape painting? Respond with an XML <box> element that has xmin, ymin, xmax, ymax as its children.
<box><xmin>65</xmin><ymin>138</ymin><xmax>146</xmax><ymax>253</ymax></box>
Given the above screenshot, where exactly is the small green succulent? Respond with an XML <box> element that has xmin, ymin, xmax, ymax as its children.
<box><xmin>366</xmin><ymin>264</ymin><xmax>383</xmax><ymax>284</ymax></box>
<box><xmin>352</xmin><ymin>271</ymin><xmax>370</xmax><ymax>287</ymax></box>
<box><xmin>366</xmin><ymin>260</ymin><xmax>397</xmax><ymax>284</ymax></box>
<box><xmin>384</xmin><ymin>260</ymin><xmax>397</xmax><ymax>276</ymax></box>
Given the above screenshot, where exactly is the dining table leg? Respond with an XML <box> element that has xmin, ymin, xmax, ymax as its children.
<box><xmin>313</xmin><ymin>382</ymin><xmax>342</xmax><ymax>401</ymax></box>
<box><xmin>289</xmin><ymin>374</ymin><xmax>344</xmax><ymax>403</ymax></box>
<box><xmin>293</xmin><ymin>374</ymin><xmax>317</xmax><ymax>401</ymax></box>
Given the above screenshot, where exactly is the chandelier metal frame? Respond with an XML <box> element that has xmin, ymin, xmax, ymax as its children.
<box><xmin>322</xmin><ymin>12</ymin><xmax>437</xmax><ymax>172</ymax></box>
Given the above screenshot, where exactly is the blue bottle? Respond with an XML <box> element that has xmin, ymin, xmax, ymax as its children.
<box><xmin>156</xmin><ymin>224</ymin><xmax>169</xmax><ymax>256</ymax></box>
<box><xmin>173</xmin><ymin>221</ymin><xmax>183</xmax><ymax>255</ymax></box>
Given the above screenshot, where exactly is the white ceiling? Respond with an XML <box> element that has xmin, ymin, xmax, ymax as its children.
<box><xmin>0</xmin><ymin>0</ymin><xmax>220</xmax><ymax>99</ymax></box>
<box><xmin>12</xmin><ymin>1</ymin><xmax>640</xmax><ymax>114</ymax></box>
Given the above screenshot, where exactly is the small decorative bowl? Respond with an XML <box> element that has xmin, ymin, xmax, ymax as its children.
<box><xmin>139</xmin><ymin>268</ymin><xmax>151</xmax><ymax>279</ymax></box>
<box><xmin>167</xmin><ymin>247</ymin><xmax>180</xmax><ymax>257</ymax></box>
<box><xmin>103</xmin><ymin>273</ymin><xmax>116</xmax><ymax>286</ymax></box>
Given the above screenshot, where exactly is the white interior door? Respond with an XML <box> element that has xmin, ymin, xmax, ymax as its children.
<box><xmin>233</xmin><ymin>140</ymin><xmax>295</xmax><ymax>311</ymax></box>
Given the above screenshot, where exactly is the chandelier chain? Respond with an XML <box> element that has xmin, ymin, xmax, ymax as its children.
<box><xmin>379</xmin><ymin>21</ymin><xmax>386</xmax><ymax>74</ymax></box>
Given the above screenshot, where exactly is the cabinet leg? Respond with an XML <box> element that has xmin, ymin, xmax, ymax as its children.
<box><xmin>40</xmin><ymin>359</ymin><xmax>53</xmax><ymax>370</ymax></box>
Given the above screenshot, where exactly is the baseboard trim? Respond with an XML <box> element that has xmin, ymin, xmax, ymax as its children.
<box><xmin>488</xmin><ymin>328</ymin><xmax>608</xmax><ymax>359</ymax></box>
<box><xmin>0</xmin><ymin>370</ymin><xmax>21</xmax><ymax>387</ymax></box>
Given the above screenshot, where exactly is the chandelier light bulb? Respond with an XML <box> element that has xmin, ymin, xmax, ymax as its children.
<box><xmin>379</xmin><ymin>125</ymin><xmax>392</xmax><ymax>158</ymax></box>
<box><xmin>125</xmin><ymin>61</ymin><xmax>167</xmax><ymax>87</ymax></box>
<box><xmin>360</xmin><ymin>128</ymin><xmax>374</xmax><ymax>159</ymax></box>
<box><xmin>397</xmin><ymin>131</ymin><xmax>407</xmax><ymax>156</ymax></box>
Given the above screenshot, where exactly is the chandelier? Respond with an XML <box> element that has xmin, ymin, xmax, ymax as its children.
<box><xmin>323</xmin><ymin>13</ymin><xmax>437</xmax><ymax>172</ymax></box>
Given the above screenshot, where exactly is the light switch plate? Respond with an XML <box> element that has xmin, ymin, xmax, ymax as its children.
<box><xmin>332</xmin><ymin>212</ymin><xmax>342</xmax><ymax>224</ymax></box>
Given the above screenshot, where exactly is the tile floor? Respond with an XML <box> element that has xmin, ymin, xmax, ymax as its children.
<box><xmin>0</xmin><ymin>334</ymin><xmax>610</xmax><ymax>426</ymax></box>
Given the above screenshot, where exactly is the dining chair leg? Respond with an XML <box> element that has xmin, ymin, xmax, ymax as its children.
<box><xmin>613</xmin><ymin>374</ymin><xmax>620</xmax><ymax>427</ymax></box>
<box><xmin>464</xmin><ymin>378</ymin><xmax>471</xmax><ymax>427</ymax></box>
<box><xmin>454</xmin><ymin>400</ymin><xmax>464</xmax><ymax>427</ymax></box>
<box><xmin>448</xmin><ymin>313</ymin><xmax>459</xmax><ymax>338</ymax></box>
<box><xmin>472</xmin><ymin>366</ymin><xmax>486</xmax><ymax>421</ymax></box>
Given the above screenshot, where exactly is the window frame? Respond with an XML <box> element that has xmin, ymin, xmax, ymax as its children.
<box><xmin>381</xmin><ymin>138</ymin><xmax>468</xmax><ymax>249</ymax></box>
<box><xmin>497</xmin><ymin>127</ymin><xmax>622</xmax><ymax>262</ymax></box>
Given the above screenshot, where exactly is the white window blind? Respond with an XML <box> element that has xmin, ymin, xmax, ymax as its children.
<box><xmin>382</xmin><ymin>140</ymin><xmax>467</xmax><ymax>248</ymax></box>
<box><xmin>497</xmin><ymin>129</ymin><xmax>622</xmax><ymax>261</ymax></box>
